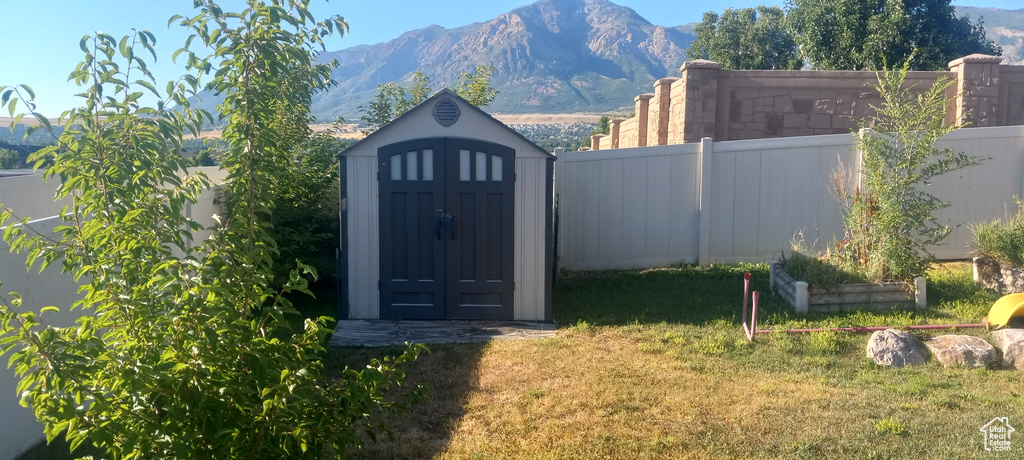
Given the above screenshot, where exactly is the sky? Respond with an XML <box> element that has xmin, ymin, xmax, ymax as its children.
<box><xmin>0</xmin><ymin>0</ymin><xmax>1019</xmax><ymax>114</ymax></box>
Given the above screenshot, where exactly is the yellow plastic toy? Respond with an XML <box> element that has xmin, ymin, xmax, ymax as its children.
<box><xmin>987</xmin><ymin>293</ymin><xmax>1024</xmax><ymax>329</ymax></box>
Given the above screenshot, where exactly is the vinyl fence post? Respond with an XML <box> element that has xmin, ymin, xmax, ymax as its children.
<box><xmin>698</xmin><ymin>136</ymin><xmax>713</xmax><ymax>266</ymax></box>
<box><xmin>914</xmin><ymin>276</ymin><xmax>927</xmax><ymax>310</ymax></box>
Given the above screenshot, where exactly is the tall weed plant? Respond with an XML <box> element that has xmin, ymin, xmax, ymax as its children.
<box><xmin>971</xmin><ymin>200</ymin><xmax>1024</xmax><ymax>266</ymax></box>
<box><xmin>830</xmin><ymin>61</ymin><xmax>982</xmax><ymax>282</ymax></box>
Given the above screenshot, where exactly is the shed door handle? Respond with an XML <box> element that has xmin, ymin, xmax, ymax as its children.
<box><xmin>436</xmin><ymin>216</ymin><xmax>444</xmax><ymax>240</ymax></box>
<box><xmin>449</xmin><ymin>215</ymin><xmax>457</xmax><ymax>240</ymax></box>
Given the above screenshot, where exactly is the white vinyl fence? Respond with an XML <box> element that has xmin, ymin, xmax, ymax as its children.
<box><xmin>0</xmin><ymin>167</ymin><xmax>225</xmax><ymax>460</ymax></box>
<box><xmin>556</xmin><ymin>125</ymin><xmax>1024</xmax><ymax>270</ymax></box>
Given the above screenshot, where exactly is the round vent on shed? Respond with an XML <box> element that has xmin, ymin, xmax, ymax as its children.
<box><xmin>432</xmin><ymin>98</ymin><xmax>461</xmax><ymax>127</ymax></box>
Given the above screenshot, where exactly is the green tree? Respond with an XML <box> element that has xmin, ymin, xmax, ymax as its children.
<box><xmin>688</xmin><ymin>6</ymin><xmax>802</xmax><ymax>70</ymax></box>
<box><xmin>360</xmin><ymin>66</ymin><xmax>497</xmax><ymax>134</ymax></box>
<box><xmin>404</xmin><ymin>71</ymin><xmax>433</xmax><ymax>113</ymax></box>
<box><xmin>593</xmin><ymin>115</ymin><xmax>610</xmax><ymax>135</ymax></box>
<box><xmin>0</xmin><ymin>2</ymin><xmax>424</xmax><ymax>458</ymax></box>
<box><xmin>456</xmin><ymin>65</ymin><xmax>498</xmax><ymax>107</ymax></box>
<box><xmin>832</xmin><ymin>62</ymin><xmax>983</xmax><ymax>281</ymax></box>
<box><xmin>358</xmin><ymin>81</ymin><xmax>406</xmax><ymax>132</ymax></box>
<box><xmin>191</xmin><ymin>147</ymin><xmax>218</xmax><ymax>166</ymax></box>
<box><xmin>0</xmin><ymin>147</ymin><xmax>19</xmax><ymax>169</ymax></box>
<box><xmin>787</xmin><ymin>0</ymin><xmax>1001</xmax><ymax>70</ymax></box>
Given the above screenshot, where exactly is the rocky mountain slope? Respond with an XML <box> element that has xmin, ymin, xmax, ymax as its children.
<box><xmin>312</xmin><ymin>0</ymin><xmax>693</xmax><ymax>118</ymax></box>
<box><xmin>305</xmin><ymin>1</ymin><xmax>1022</xmax><ymax>120</ymax></box>
<box><xmin>957</xmin><ymin>6</ymin><xmax>1024</xmax><ymax>65</ymax></box>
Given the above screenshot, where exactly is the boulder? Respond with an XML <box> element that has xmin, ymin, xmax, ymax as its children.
<box><xmin>925</xmin><ymin>335</ymin><xmax>998</xmax><ymax>369</ymax></box>
<box><xmin>865</xmin><ymin>329</ymin><xmax>929</xmax><ymax>367</ymax></box>
<box><xmin>991</xmin><ymin>329</ymin><xmax>1024</xmax><ymax>371</ymax></box>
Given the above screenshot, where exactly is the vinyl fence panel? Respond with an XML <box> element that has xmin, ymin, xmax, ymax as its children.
<box><xmin>557</xmin><ymin>144</ymin><xmax>701</xmax><ymax>270</ymax></box>
<box><xmin>557</xmin><ymin>126</ymin><xmax>1024</xmax><ymax>270</ymax></box>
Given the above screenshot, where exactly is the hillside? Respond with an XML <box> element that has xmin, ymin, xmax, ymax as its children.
<box><xmin>310</xmin><ymin>0</ymin><xmax>693</xmax><ymax>119</ymax></box>
<box><xmin>957</xmin><ymin>6</ymin><xmax>1024</xmax><ymax>65</ymax></box>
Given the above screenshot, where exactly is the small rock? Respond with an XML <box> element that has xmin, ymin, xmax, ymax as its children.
<box><xmin>925</xmin><ymin>335</ymin><xmax>998</xmax><ymax>369</ymax></box>
<box><xmin>991</xmin><ymin>329</ymin><xmax>1024</xmax><ymax>371</ymax></box>
<box><xmin>866</xmin><ymin>329</ymin><xmax>929</xmax><ymax>367</ymax></box>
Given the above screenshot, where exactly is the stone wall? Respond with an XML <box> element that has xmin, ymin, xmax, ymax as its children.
<box><xmin>594</xmin><ymin>54</ymin><xmax>1024</xmax><ymax>149</ymax></box>
<box><xmin>1002</xmin><ymin>66</ymin><xmax>1024</xmax><ymax>127</ymax></box>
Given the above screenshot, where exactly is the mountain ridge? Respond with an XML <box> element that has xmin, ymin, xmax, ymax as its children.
<box><xmin>299</xmin><ymin>1</ymin><xmax>1022</xmax><ymax>120</ymax></box>
<box><xmin>311</xmin><ymin>0</ymin><xmax>693</xmax><ymax>119</ymax></box>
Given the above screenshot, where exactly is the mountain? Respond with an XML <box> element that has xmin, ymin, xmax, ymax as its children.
<box><xmin>221</xmin><ymin>0</ymin><xmax>1021</xmax><ymax>121</ymax></box>
<box><xmin>956</xmin><ymin>6</ymin><xmax>1024</xmax><ymax>65</ymax></box>
<box><xmin>311</xmin><ymin>0</ymin><xmax>694</xmax><ymax>119</ymax></box>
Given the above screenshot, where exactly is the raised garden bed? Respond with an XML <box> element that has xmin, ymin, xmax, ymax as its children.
<box><xmin>770</xmin><ymin>261</ymin><xmax>926</xmax><ymax>314</ymax></box>
<box><xmin>973</xmin><ymin>256</ymin><xmax>1024</xmax><ymax>294</ymax></box>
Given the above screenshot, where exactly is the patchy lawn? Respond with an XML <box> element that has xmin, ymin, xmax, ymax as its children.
<box><xmin>335</xmin><ymin>262</ymin><xmax>1019</xmax><ymax>459</ymax></box>
<box><xmin>19</xmin><ymin>263</ymin><xmax>1021</xmax><ymax>459</ymax></box>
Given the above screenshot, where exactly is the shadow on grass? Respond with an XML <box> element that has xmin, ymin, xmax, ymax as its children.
<box><xmin>326</xmin><ymin>342</ymin><xmax>486</xmax><ymax>460</ymax></box>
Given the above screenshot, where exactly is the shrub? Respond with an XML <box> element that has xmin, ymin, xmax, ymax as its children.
<box><xmin>828</xmin><ymin>61</ymin><xmax>982</xmax><ymax>282</ymax></box>
<box><xmin>0</xmin><ymin>2</ymin><xmax>424</xmax><ymax>458</ymax></box>
<box><xmin>971</xmin><ymin>201</ymin><xmax>1024</xmax><ymax>266</ymax></box>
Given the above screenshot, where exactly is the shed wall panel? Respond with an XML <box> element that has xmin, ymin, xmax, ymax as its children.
<box><xmin>346</xmin><ymin>156</ymin><xmax>381</xmax><ymax>319</ymax></box>
<box><xmin>513</xmin><ymin>156</ymin><xmax>550</xmax><ymax>321</ymax></box>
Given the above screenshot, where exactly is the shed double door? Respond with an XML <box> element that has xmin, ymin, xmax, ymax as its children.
<box><xmin>379</xmin><ymin>138</ymin><xmax>515</xmax><ymax>320</ymax></box>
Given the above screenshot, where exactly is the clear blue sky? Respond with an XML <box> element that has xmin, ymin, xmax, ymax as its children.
<box><xmin>0</xmin><ymin>0</ymin><xmax>1017</xmax><ymax>114</ymax></box>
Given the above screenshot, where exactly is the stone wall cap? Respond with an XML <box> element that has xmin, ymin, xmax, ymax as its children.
<box><xmin>948</xmin><ymin>54</ymin><xmax>1003</xmax><ymax>67</ymax></box>
<box><xmin>635</xmin><ymin>93</ymin><xmax>655</xmax><ymax>101</ymax></box>
<box><xmin>611</xmin><ymin>118</ymin><xmax>626</xmax><ymax>123</ymax></box>
<box><xmin>655</xmin><ymin>77</ymin><xmax>680</xmax><ymax>86</ymax></box>
<box><xmin>682</xmin><ymin>59</ymin><xmax>722</xmax><ymax>70</ymax></box>
<box><xmin>592</xmin><ymin>134</ymin><xmax>607</xmax><ymax>138</ymax></box>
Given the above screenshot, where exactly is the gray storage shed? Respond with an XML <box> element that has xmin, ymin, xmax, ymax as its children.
<box><xmin>337</xmin><ymin>89</ymin><xmax>554</xmax><ymax>321</ymax></box>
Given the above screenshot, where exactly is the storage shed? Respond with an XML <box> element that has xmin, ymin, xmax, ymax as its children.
<box><xmin>337</xmin><ymin>89</ymin><xmax>554</xmax><ymax>321</ymax></box>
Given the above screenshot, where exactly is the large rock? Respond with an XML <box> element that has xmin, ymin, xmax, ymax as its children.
<box><xmin>991</xmin><ymin>329</ymin><xmax>1024</xmax><ymax>371</ymax></box>
<box><xmin>866</xmin><ymin>329</ymin><xmax>929</xmax><ymax>367</ymax></box>
<box><xmin>925</xmin><ymin>335</ymin><xmax>999</xmax><ymax>369</ymax></box>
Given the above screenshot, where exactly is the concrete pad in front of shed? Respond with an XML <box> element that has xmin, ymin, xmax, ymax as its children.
<box><xmin>330</xmin><ymin>320</ymin><xmax>556</xmax><ymax>347</ymax></box>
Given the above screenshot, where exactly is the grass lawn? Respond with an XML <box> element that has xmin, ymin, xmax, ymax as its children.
<box><xmin>19</xmin><ymin>263</ymin><xmax>1023</xmax><ymax>459</ymax></box>
<box><xmin>333</xmin><ymin>262</ymin><xmax>1020</xmax><ymax>459</ymax></box>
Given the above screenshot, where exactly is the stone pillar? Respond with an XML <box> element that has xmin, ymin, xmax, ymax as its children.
<box><xmin>949</xmin><ymin>54</ymin><xmax>1002</xmax><ymax>127</ymax></box>
<box><xmin>634</xmin><ymin>93</ymin><xmax>654</xmax><ymax>147</ymax></box>
<box><xmin>591</xmin><ymin>134</ymin><xmax>606</xmax><ymax>151</ymax></box>
<box><xmin>668</xmin><ymin>78</ymin><xmax>687</xmax><ymax>144</ymax></box>
<box><xmin>648</xmin><ymin>77</ymin><xmax>678</xmax><ymax>146</ymax></box>
<box><xmin>609</xmin><ymin>118</ymin><xmax>624</xmax><ymax>149</ymax></box>
<box><xmin>678</xmin><ymin>59</ymin><xmax>722</xmax><ymax>143</ymax></box>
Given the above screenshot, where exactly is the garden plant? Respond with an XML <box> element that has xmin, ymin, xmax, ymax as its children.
<box><xmin>0</xmin><ymin>1</ymin><xmax>424</xmax><ymax>458</ymax></box>
<box><xmin>786</xmin><ymin>61</ymin><xmax>982</xmax><ymax>285</ymax></box>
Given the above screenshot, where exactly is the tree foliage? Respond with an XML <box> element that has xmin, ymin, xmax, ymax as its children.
<box><xmin>787</xmin><ymin>0</ymin><xmax>1001</xmax><ymax>71</ymax></box>
<box><xmin>359</xmin><ymin>66</ymin><xmax>497</xmax><ymax>134</ymax></box>
<box><xmin>830</xmin><ymin>63</ymin><xmax>983</xmax><ymax>281</ymax></box>
<box><xmin>0</xmin><ymin>147</ymin><xmax>19</xmax><ymax>169</ymax></box>
<box><xmin>687</xmin><ymin>6</ymin><xmax>802</xmax><ymax>70</ymax></box>
<box><xmin>358</xmin><ymin>71</ymin><xmax>432</xmax><ymax>133</ymax></box>
<box><xmin>456</xmin><ymin>65</ymin><xmax>498</xmax><ymax>107</ymax></box>
<box><xmin>0</xmin><ymin>2</ymin><xmax>424</xmax><ymax>458</ymax></box>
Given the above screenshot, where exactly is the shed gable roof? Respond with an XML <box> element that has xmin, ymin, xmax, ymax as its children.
<box><xmin>337</xmin><ymin>88</ymin><xmax>553</xmax><ymax>159</ymax></box>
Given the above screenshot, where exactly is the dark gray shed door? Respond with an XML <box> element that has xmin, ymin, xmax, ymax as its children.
<box><xmin>378</xmin><ymin>138</ymin><xmax>515</xmax><ymax>320</ymax></box>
